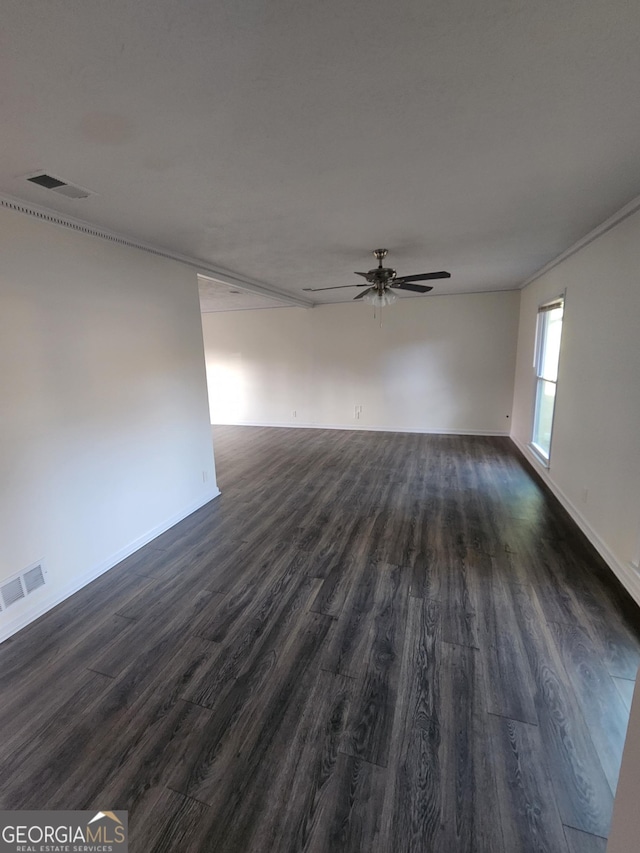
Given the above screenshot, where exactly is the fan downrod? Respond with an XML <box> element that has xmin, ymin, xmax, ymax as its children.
<box><xmin>373</xmin><ymin>248</ymin><xmax>388</xmax><ymax>267</ymax></box>
<box><xmin>369</xmin><ymin>249</ymin><xmax>395</xmax><ymax>287</ymax></box>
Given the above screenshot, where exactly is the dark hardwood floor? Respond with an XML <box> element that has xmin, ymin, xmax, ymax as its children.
<box><xmin>1</xmin><ymin>425</ymin><xmax>639</xmax><ymax>852</ymax></box>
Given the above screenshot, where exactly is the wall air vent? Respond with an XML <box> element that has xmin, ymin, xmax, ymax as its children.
<box><xmin>26</xmin><ymin>172</ymin><xmax>92</xmax><ymax>199</ymax></box>
<box><xmin>1</xmin><ymin>577</ymin><xmax>25</xmax><ymax>609</ymax></box>
<box><xmin>23</xmin><ymin>564</ymin><xmax>45</xmax><ymax>594</ymax></box>
<box><xmin>0</xmin><ymin>561</ymin><xmax>47</xmax><ymax>612</ymax></box>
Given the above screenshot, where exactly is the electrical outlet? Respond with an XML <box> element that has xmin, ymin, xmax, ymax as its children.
<box><xmin>292</xmin><ymin>410</ymin><xmax>297</xmax><ymax>418</ymax></box>
<box><xmin>202</xmin><ymin>470</ymin><xmax>208</xmax><ymax>483</ymax></box>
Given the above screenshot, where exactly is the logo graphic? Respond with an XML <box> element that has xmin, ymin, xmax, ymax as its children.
<box><xmin>88</xmin><ymin>811</ymin><xmax>123</xmax><ymax>826</ymax></box>
<box><xmin>0</xmin><ymin>809</ymin><xmax>128</xmax><ymax>852</ymax></box>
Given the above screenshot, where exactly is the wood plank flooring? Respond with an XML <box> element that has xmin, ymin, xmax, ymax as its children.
<box><xmin>1</xmin><ymin>425</ymin><xmax>639</xmax><ymax>852</ymax></box>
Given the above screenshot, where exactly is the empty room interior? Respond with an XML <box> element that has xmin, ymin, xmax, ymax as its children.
<box><xmin>1</xmin><ymin>1</ymin><xmax>640</xmax><ymax>851</ymax></box>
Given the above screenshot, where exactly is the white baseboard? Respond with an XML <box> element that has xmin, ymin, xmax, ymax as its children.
<box><xmin>213</xmin><ymin>420</ymin><xmax>509</xmax><ymax>437</ymax></box>
<box><xmin>511</xmin><ymin>436</ymin><xmax>640</xmax><ymax>608</ymax></box>
<box><xmin>0</xmin><ymin>487</ymin><xmax>221</xmax><ymax>645</ymax></box>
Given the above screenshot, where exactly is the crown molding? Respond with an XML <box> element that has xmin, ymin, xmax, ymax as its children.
<box><xmin>9</xmin><ymin>188</ymin><xmax>639</xmax><ymax>305</ymax></box>
<box><xmin>521</xmin><ymin>192</ymin><xmax>640</xmax><ymax>289</ymax></box>
<box><xmin>0</xmin><ymin>193</ymin><xmax>313</xmax><ymax>309</ymax></box>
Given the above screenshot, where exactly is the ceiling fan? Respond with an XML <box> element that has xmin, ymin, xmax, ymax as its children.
<box><xmin>303</xmin><ymin>249</ymin><xmax>451</xmax><ymax>304</ymax></box>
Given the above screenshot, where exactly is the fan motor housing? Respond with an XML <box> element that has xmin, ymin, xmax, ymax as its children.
<box><xmin>367</xmin><ymin>267</ymin><xmax>397</xmax><ymax>284</ymax></box>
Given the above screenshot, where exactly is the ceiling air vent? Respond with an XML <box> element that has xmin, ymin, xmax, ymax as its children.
<box><xmin>26</xmin><ymin>172</ymin><xmax>93</xmax><ymax>199</ymax></box>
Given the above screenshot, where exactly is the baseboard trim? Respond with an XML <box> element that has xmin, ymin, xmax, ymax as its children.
<box><xmin>0</xmin><ymin>487</ymin><xmax>221</xmax><ymax>645</ymax></box>
<box><xmin>212</xmin><ymin>421</ymin><xmax>510</xmax><ymax>437</ymax></box>
<box><xmin>511</xmin><ymin>436</ymin><xmax>640</xmax><ymax>608</ymax></box>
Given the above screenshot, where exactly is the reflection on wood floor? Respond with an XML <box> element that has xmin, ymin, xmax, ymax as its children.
<box><xmin>1</xmin><ymin>426</ymin><xmax>638</xmax><ymax>852</ymax></box>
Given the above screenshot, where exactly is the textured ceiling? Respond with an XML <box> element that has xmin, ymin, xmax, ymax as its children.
<box><xmin>1</xmin><ymin>0</ymin><xmax>640</xmax><ymax>305</ymax></box>
<box><xmin>198</xmin><ymin>275</ymin><xmax>289</xmax><ymax>312</ymax></box>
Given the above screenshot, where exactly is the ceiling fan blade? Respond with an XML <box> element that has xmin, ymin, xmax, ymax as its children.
<box><xmin>354</xmin><ymin>271</ymin><xmax>370</xmax><ymax>278</ymax></box>
<box><xmin>396</xmin><ymin>271</ymin><xmax>451</xmax><ymax>283</ymax></box>
<box><xmin>392</xmin><ymin>282</ymin><xmax>434</xmax><ymax>294</ymax></box>
<box><xmin>353</xmin><ymin>287</ymin><xmax>374</xmax><ymax>300</ymax></box>
<box><xmin>302</xmin><ymin>284</ymin><xmax>368</xmax><ymax>292</ymax></box>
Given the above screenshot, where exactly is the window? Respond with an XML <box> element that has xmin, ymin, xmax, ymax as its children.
<box><xmin>531</xmin><ymin>296</ymin><xmax>564</xmax><ymax>462</ymax></box>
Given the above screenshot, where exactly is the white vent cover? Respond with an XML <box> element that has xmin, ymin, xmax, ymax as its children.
<box><xmin>24</xmin><ymin>172</ymin><xmax>93</xmax><ymax>199</ymax></box>
<box><xmin>23</xmin><ymin>564</ymin><xmax>45</xmax><ymax>594</ymax></box>
<box><xmin>1</xmin><ymin>577</ymin><xmax>25</xmax><ymax>608</ymax></box>
<box><xmin>50</xmin><ymin>183</ymin><xmax>92</xmax><ymax>199</ymax></box>
<box><xmin>0</xmin><ymin>561</ymin><xmax>47</xmax><ymax>612</ymax></box>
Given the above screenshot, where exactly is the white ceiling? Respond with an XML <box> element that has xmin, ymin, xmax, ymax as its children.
<box><xmin>2</xmin><ymin>0</ymin><xmax>640</xmax><ymax>307</ymax></box>
<box><xmin>198</xmin><ymin>275</ymin><xmax>289</xmax><ymax>312</ymax></box>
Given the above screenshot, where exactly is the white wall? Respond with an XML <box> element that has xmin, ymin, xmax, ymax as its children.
<box><xmin>0</xmin><ymin>206</ymin><xmax>218</xmax><ymax>642</ymax></box>
<box><xmin>608</xmin><ymin>680</ymin><xmax>640</xmax><ymax>853</ymax></box>
<box><xmin>202</xmin><ymin>290</ymin><xmax>520</xmax><ymax>435</ymax></box>
<box><xmin>511</xmin><ymin>208</ymin><xmax>640</xmax><ymax>602</ymax></box>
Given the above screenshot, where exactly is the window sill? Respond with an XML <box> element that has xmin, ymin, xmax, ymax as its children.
<box><xmin>529</xmin><ymin>442</ymin><xmax>550</xmax><ymax>469</ymax></box>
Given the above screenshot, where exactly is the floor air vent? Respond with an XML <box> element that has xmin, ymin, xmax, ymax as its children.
<box><xmin>0</xmin><ymin>562</ymin><xmax>47</xmax><ymax>611</ymax></box>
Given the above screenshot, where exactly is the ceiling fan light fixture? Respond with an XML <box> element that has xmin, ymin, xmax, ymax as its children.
<box><xmin>363</xmin><ymin>289</ymin><xmax>398</xmax><ymax>307</ymax></box>
<box><xmin>302</xmin><ymin>250</ymin><xmax>449</xmax><ymax>302</ymax></box>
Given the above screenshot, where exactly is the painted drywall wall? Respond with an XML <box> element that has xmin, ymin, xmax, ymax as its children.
<box><xmin>511</xmin><ymin>207</ymin><xmax>640</xmax><ymax>601</ymax></box>
<box><xmin>201</xmin><ymin>290</ymin><xmax>520</xmax><ymax>435</ymax></box>
<box><xmin>608</xmin><ymin>678</ymin><xmax>640</xmax><ymax>853</ymax></box>
<box><xmin>0</xmin><ymin>206</ymin><xmax>218</xmax><ymax>641</ymax></box>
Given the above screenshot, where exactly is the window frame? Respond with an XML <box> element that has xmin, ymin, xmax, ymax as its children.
<box><xmin>530</xmin><ymin>294</ymin><xmax>565</xmax><ymax>466</ymax></box>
